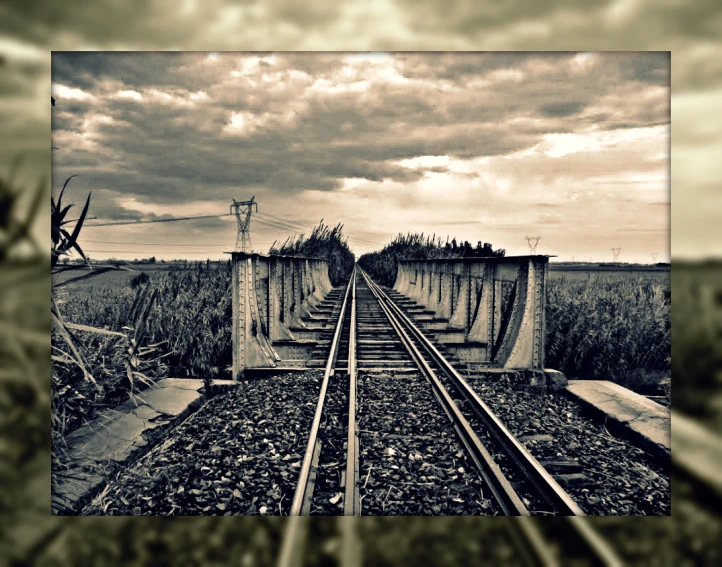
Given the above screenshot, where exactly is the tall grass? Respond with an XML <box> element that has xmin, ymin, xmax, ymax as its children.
<box><xmin>545</xmin><ymin>275</ymin><xmax>670</xmax><ymax>383</ymax></box>
<box><xmin>269</xmin><ymin>221</ymin><xmax>354</xmax><ymax>286</ymax></box>
<box><xmin>358</xmin><ymin>233</ymin><xmax>505</xmax><ymax>286</ymax></box>
<box><xmin>1</xmin><ymin>161</ymin><xmax>51</xmax><ymax>554</ymax></box>
<box><xmin>57</xmin><ymin>263</ymin><xmax>232</xmax><ymax>378</ymax></box>
<box><xmin>57</xmin><ymin>263</ymin><xmax>672</xmax><ymax>427</ymax></box>
<box><xmin>53</xmin><ymin>221</ymin><xmax>355</xmax><ymax>436</ymax></box>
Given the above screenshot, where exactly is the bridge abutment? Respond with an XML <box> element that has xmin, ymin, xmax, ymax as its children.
<box><xmin>392</xmin><ymin>256</ymin><xmax>552</xmax><ymax>374</ymax></box>
<box><xmin>230</xmin><ymin>252</ymin><xmax>337</xmax><ymax>379</ymax></box>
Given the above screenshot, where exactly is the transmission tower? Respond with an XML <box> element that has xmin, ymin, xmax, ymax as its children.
<box><xmin>611</xmin><ymin>248</ymin><xmax>622</xmax><ymax>262</ymax></box>
<box><xmin>231</xmin><ymin>196</ymin><xmax>258</xmax><ymax>252</ymax></box>
<box><xmin>526</xmin><ymin>236</ymin><xmax>541</xmax><ymax>254</ymax></box>
<box><xmin>651</xmin><ymin>253</ymin><xmax>658</xmax><ymax>263</ymax></box>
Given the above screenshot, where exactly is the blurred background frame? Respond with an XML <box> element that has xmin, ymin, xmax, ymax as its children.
<box><xmin>1</xmin><ymin>1</ymin><xmax>721</xmax><ymax>564</ymax></box>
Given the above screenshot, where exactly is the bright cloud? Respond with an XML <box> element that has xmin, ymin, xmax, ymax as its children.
<box><xmin>52</xmin><ymin>83</ymin><xmax>95</xmax><ymax>101</ymax></box>
<box><xmin>49</xmin><ymin>52</ymin><xmax>670</xmax><ymax>262</ymax></box>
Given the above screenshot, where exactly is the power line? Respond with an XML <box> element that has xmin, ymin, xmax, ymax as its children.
<box><xmin>257</xmin><ymin>211</ymin><xmax>388</xmax><ymax>247</ymax></box>
<box><xmin>257</xmin><ymin>212</ymin><xmax>310</xmax><ymax>231</ymax></box>
<box><xmin>82</xmin><ymin>208</ymin><xmax>388</xmax><ymax>249</ymax></box>
<box><xmin>82</xmin><ymin>249</ymin><xmax>223</xmax><ymax>254</ymax></box>
<box><xmin>254</xmin><ymin>217</ymin><xmax>311</xmax><ymax>233</ymax></box>
<box><xmin>81</xmin><ymin>213</ymin><xmax>306</xmax><ymax>239</ymax></box>
<box><xmin>81</xmin><ymin>248</ymin><xmax>273</xmax><ymax>255</ymax></box>
<box><xmin>85</xmin><ymin>213</ymin><xmax>232</xmax><ymax>228</ymax></box>
<box><xmin>81</xmin><ymin>240</ymin><xmax>229</xmax><ymax>247</ymax></box>
<box><xmin>81</xmin><ymin>233</ymin><xmax>384</xmax><ymax>250</ymax></box>
<box><xmin>251</xmin><ymin>217</ymin><xmax>387</xmax><ymax>249</ymax></box>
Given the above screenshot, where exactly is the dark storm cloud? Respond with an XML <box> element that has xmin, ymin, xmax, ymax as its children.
<box><xmin>1</xmin><ymin>0</ymin><xmax>225</xmax><ymax>46</ymax></box>
<box><xmin>81</xmin><ymin>189</ymin><xmax>146</xmax><ymax>222</ymax></box>
<box><xmin>397</xmin><ymin>52</ymin><xmax>538</xmax><ymax>81</ymax></box>
<box><xmin>0</xmin><ymin>0</ymin><xmax>690</xmax><ymax>260</ymax></box>
<box><xmin>0</xmin><ymin>57</ymin><xmax>45</xmax><ymax>97</ymax></box>
<box><xmin>539</xmin><ymin>101</ymin><xmax>586</xmax><ymax>118</ymax></box>
<box><xmin>52</xmin><ymin>52</ymin><xmax>228</xmax><ymax>93</ymax></box>
<box><xmin>48</xmin><ymin>51</ymin><xmax>668</xmax><ymax>225</ymax></box>
<box><xmin>265</xmin><ymin>0</ymin><xmax>340</xmax><ymax>28</ymax></box>
<box><xmin>1</xmin><ymin>0</ymin><xmax>718</xmax><ymax>94</ymax></box>
<box><xmin>623</xmin><ymin>52</ymin><xmax>671</xmax><ymax>86</ymax></box>
<box><xmin>395</xmin><ymin>0</ymin><xmax>602</xmax><ymax>34</ymax></box>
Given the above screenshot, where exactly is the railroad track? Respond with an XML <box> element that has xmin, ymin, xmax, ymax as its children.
<box><xmin>283</xmin><ymin>266</ymin><xmax>624</xmax><ymax>561</ymax></box>
<box><xmin>276</xmin><ymin>516</ymin><xmax>624</xmax><ymax>567</ymax></box>
<box><xmin>291</xmin><ymin>267</ymin><xmax>586</xmax><ymax>516</ymax></box>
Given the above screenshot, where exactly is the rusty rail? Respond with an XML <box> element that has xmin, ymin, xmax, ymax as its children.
<box><xmin>289</xmin><ymin>268</ymin><xmax>354</xmax><ymax>515</ymax></box>
<box><xmin>344</xmin><ymin>268</ymin><xmax>360</xmax><ymax>515</ymax></box>
<box><xmin>362</xmin><ymin>267</ymin><xmax>585</xmax><ymax>516</ymax></box>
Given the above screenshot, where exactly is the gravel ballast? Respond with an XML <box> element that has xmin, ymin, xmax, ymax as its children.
<box><xmin>84</xmin><ymin>371</ymin><xmax>322</xmax><ymax>515</ymax></box>
<box><xmin>82</xmin><ymin>368</ymin><xmax>670</xmax><ymax>516</ymax></box>
<box><xmin>357</xmin><ymin>372</ymin><xmax>498</xmax><ymax>515</ymax></box>
<box><xmin>465</xmin><ymin>374</ymin><xmax>670</xmax><ymax>515</ymax></box>
<box><xmin>310</xmin><ymin>372</ymin><xmax>350</xmax><ymax>515</ymax></box>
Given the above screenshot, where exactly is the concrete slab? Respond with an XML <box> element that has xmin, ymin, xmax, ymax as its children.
<box><xmin>65</xmin><ymin>379</ymin><xmax>205</xmax><ymax>463</ymax></box>
<box><xmin>53</xmin><ymin>378</ymin><xmax>215</xmax><ymax>514</ymax></box>
<box><xmin>564</xmin><ymin>380</ymin><xmax>670</xmax><ymax>460</ymax></box>
<box><xmin>672</xmin><ymin>412</ymin><xmax>722</xmax><ymax>498</ymax></box>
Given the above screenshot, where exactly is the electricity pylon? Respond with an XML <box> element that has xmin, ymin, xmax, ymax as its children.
<box><xmin>651</xmin><ymin>253</ymin><xmax>658</xmax><ymax>263</ymax></box>
<box><xmin>231</xmin><ymin>196</ymin><xmax>258</xmax><ymax>252</ymax></box>
<box><xmin>526</xmin><ymin>236</ymin><xmax>540</xmax><ymax>254</ymax></box>
<box><xmin>611</xmin><ymin>248</ymin><xmax>622</xmax><ymax>262</ymax></box>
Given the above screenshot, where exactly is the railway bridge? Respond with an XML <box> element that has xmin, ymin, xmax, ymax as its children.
<box><xmin>230</xmin><ymin>251</ymin><xmax>563</xmax><ymax>393</ymax></box>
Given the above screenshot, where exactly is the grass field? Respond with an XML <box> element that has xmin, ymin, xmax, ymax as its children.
<box><xmin>545</xmin><ymin>267</ymin><xmax>670</xmax><ymax>392</ymax></box>
<box><xmin>54</xmin><ymin>261</ymin><xmax>671</xmax><ymax>409</ymax></box>
<box><xmin>52</xmin><ymin>261</ymin><xmax>214</xmax><ymax>290</ymax></box>
<box><xmin>549</xmin><ymin>263</ymin><xmax>670</xmax><ymax>283</ymax></box>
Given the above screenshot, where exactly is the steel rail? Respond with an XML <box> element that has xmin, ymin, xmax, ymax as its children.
<box><xmin>362</xmin><ymin>269</ymin><xmax>585</xmax><ymax>516</ymax></box>
<box><xmin>564</xmin><ymin>517</ymin><xmax>625</xmax><ymax>566</ymax></box>
<box><xmin>344</xmin><ymin>267</ymin><xmax>360</xmax><ymax>515</ymax></box>
<box><xmin>506</xmin><ymin>518</ymin><xmax>559</xmax><ymax>567</ymax></box>
<box><xmin>289</xmin><ymin>270</ymin><xmax>354</xmax><ymax>516</ymax></box>
<box><xmin>275</xmin><ymin>517</ymin><xmax>309</xmax><ymax>567</ymax></box>
<box><xmin>360</xmin><ymin>269</ymin><xmax>530</xmax><ymax>515</ymax></box>
<box><xmin>507</xmin><ymin>517</ymin><xmax>624</xmax><ymax>567</ymax></box>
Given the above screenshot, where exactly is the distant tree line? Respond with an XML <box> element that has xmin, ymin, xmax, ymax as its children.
<box><xmin>358</xmin><ymin>233</ymin><xmax>506</xmax><ymax>286</ymax></box>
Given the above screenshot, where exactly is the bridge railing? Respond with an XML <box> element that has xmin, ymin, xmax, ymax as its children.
<box><xmin>229</xmin><ymin>252</ymin><xmax>334</xmax><ymax>379</ymax></box>
<box><xmin>393</xmin><ymin>256</ymin><xmax>550</xmax><ymax>370</ymax></box>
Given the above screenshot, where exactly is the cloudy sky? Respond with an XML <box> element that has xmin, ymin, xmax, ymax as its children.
<box><xmin>2</xmin><ymin>0</ymin><xmax>719</xmax><ymax>260</ymax></box>
<box><xmin>48</xmin><ymin>51</ymin><xmax>668</xmax><ymax>262</ymax></box>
